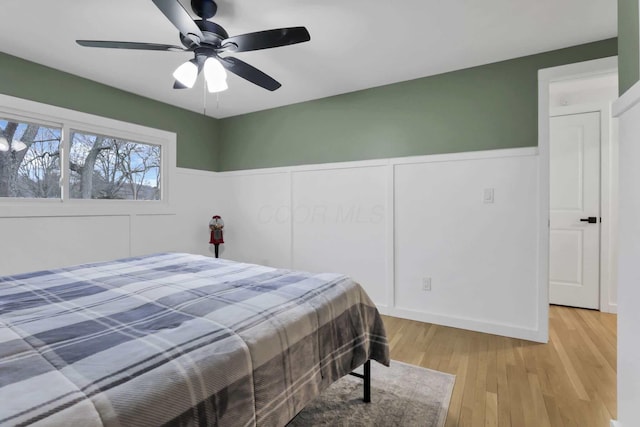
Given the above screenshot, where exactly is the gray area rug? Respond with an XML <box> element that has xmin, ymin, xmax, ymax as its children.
<box><xmin>288</xmin><ymin>360</ymin><xmax>455</xmax><ymax>427</ymax></box>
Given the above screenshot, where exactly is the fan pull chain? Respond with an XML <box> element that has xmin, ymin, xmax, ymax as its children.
<box><xmin>203</xmin><ymin>80</ymin><xmax>207</xmax><ymax>117</ymax></box>
<box><xmin>202</xmin><ymin>79</ymin><xmax>222</xmax><ymax>117</ymax></box>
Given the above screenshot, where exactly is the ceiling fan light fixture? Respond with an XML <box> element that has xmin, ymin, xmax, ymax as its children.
<box><xmin>204</xmin><ymin>57</ymin><xmax>228</xmax><ymax>93</ymax></box>
<box><xmin>77</xmin><ymin>0</ymin><xmax>310</xmax><ymax>92</ymax></box>
<box><xmin>207</xmin><ymin>78</ymin><xmax>228</xmax><ymax>93</ymax></box>
<box><xmin>12</xmin><ymin>140</ymin><xmax>28</xmax><ymax>152</ymax></box>
<box><xmin>173</xmin><ymin>59</ymin><xmax>199</xmax><ymax>88</ymax></box>
<box><xmin>0</xmin><ymin>136</ymin><xmax>8</xmax><ymax>152</ymax></box>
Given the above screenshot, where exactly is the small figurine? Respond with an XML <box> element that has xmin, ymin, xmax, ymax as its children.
<box><xmin>209</xmin><ymin>215</ymin><xmax>224</xmax><ymax>258</ymax></box>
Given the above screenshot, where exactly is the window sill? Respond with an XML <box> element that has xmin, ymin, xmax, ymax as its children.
<box><xmin>0</xmin><ymin>199</ymin><xmax>177</xmax><ymax>218</ymax></box>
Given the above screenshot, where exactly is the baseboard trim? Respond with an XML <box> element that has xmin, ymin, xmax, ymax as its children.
<box><xmin>376</xmin><ymin>306</ymin><xmax>546</xmax><ymax>343</ymax></box>
<box><xmin>610</xmin><ymin>420</ymin><xmax>619</xmax><ymax>427</ymax></box>
<box><xmin>603</xmin><ymin>303</ymin><xmax>618</xmax><ymax>314</ymax></box>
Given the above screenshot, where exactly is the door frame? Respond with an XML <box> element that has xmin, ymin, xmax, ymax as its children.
<box><xmin>538</xmin><ymin>57</ymin><xmax>619</xmax><ymax>340</ymax></box>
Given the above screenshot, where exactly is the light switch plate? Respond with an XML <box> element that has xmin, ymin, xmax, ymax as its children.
<box><xmin>483</xmin><ymin>188</ymin><xmax>494</xmax><ymax>204</ymax></box>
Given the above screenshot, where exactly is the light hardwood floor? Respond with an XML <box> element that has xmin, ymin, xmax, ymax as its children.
<box><xmin>382</xmin><ymin>305</ymin><xmax>617</xmax><ymax>427</ymax></box>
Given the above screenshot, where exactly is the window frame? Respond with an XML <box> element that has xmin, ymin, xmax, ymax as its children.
<box><xmin>66</xmin><ymin>126</ymin><xmax>165</xmax><ymax>203</ymax></box>
<box><xmin>0</xmin><ymin>94</ymin><xmax>176</xmax><ymax>217</ymax></box>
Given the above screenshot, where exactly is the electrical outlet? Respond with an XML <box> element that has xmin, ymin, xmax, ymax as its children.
<box><xmin>422</xmin><ymin>277</ymin><xmax>431</xmax><ymax>292</ymax></box>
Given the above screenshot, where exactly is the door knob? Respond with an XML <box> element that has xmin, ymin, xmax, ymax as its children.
<box><xmin>580</xmin><ymin>217</ymin><xmax>598</xmax><ymax>224</ymax></box>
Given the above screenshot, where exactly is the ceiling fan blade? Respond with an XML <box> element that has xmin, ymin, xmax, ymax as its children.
<box><xmin>222</xmin><ymin>27</ymin><xmax>310</xmax><ymax>52</ymax></box>
<box><xmin>152</xmin><ymin>0</ymin><xmax>204</xmax><ymax>42</ymax></box>
<box><xmin>220</xmin><ymin>57</ymin><xmax>281</xmax><ymax>91</ymax></box>
<box><xmin>77</xmin><ymin>40</ymin><xmax>186</xmax><ymax>51</ymax></box>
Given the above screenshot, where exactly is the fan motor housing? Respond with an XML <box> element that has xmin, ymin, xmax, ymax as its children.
<box><xmin>180</xmin><ymin>20</ymin><xmax>229</xmax><ymax>49</ymax></box>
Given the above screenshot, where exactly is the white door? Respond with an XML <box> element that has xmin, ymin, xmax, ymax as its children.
<box><xmin>549</xmin><ymin>111</ymin><xmax>601</xmax><ymax>309</ymax></box>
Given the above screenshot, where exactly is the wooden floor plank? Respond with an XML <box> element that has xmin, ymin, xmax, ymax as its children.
<box><xmin>382</xmin><ymin>305</ymin><xmax>616</xmax><ymax>426</ymax></box>
<box><xmin>527</xmin><ymin>372</ymin><xmax>552</xmax><ymax>427</ymax></box>
<box><xmin>495</xmin><ymin>337</ymin><xmax>512</xmax><ymax>427</ymax></box>
<box><xmin>485</xmin><ymin>391</ymin><xmax>498</xmax><ymax>427</ymax></box>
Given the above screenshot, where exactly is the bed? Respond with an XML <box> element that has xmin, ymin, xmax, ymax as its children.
<box><xmin>0</xmin><ymin>253</ymin><xmax>389</xmax><ymax>426</ymax></box>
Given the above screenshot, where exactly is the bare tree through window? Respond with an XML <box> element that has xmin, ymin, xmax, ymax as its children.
<box><xmin>0</xmin><ymin>119</ymin><xmax>61</xmax><ymax>198</ymax></box>
<box><xmin>69</xmin><ymin>131</ymin><xmax>161</xmax><ymax>200</ymax></box>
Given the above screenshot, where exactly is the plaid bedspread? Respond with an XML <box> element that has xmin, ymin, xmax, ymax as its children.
<box><xmin>0</xmin><ymin>253</ymin><xmax>389</xmax><ymax>426</ymax></box>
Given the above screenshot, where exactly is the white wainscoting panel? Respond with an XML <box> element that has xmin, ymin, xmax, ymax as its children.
<box><xmin>394</xmin><ymin>155</ymin><xmax>539</xmax><ymax>334</ymax></box>
<box><xmin>215</xmin><ymin>148</ymin><xmax>543</xmax><ymax>341</ymax></box>
<box><xmin>291</xmin><ymin>166</ymin><xmax>388</xmax><ymax>307</ymax></box>
<box><xmin>214</xmin><ymin>172</ymin><xmax>292</xmax><ymax>268</ymax></box>
<box><xmin>171</xmin><ymin>168</ymin><xmax>224</xmax><ymax>257</ymax></box>
<box><xmin>130</xmin><ymin>214</ymin><xmax>180</xmax><ymax>256</ymax></box>
<box><xmin>0</xmin><ymin>215</ymin><xmax>130</xmax><ymax>274</ymax></box>
<box><xmin>0</xmin><ymin>168</ymin><xmax>219</xmax><ymax>275</ymax></box>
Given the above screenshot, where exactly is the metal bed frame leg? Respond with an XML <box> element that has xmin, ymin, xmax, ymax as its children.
<box><xmin>363</xmin><ymin>359</ymin><xmax>371</xmax><ymax>403</ymax></box>
<box><xmin>348</xmin><ymin>359</ymin><xmax>371</xmax><ymax>403</ymax></box>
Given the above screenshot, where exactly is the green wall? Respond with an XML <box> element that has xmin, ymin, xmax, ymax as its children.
<box><xmin>0</xmin><ymin>52</ymin><xmax>219</xmax><ymax>171</ymax></box>
<box><xmin>0</xmin><ymin>37</ymin><xmax>621</xmax><ymax>173</ymax></box>
<box><xmin>619</xmin><ymin>0</ymin><xmax>640</xmax><ymax>94</ymax></box>
<box><xmin>218</xmin><ymin>39</ymin><xmax>617</xmax><ymax>171</ymax></box>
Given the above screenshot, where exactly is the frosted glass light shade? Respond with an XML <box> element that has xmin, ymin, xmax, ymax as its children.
<box><xmin>12</xmin><ymin>140</ymin><xmax>27</xmax><ymax>152</ymax></box>
<box><xmin>0</xmin><ymin>136</ymin><xmax>8</xmax><ymax>152</ymax></box>
<box><xmin>204</xmin><ymin>58</ymin><xmax>228</xmax><ymax>93</ymax></box>
<box><xmin>0</xmin><ymin>137</ymin><xmax>27</xmax><ymax>152</ymax></box>
<box><xmin>206</xmin><ymin>78</ymin><xmax>228</xmax><ymax>93</ymax></box>
<box><xmin>173</xmin><ymin>60</ymin><xmax>198</xmax><ymax>88</ymax></box>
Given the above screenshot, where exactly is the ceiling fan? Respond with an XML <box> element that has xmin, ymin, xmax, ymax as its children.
<box><xmin>76</xmin><ymin>0</ymin><xmax>311</xmax><ymax>92</ymax></box>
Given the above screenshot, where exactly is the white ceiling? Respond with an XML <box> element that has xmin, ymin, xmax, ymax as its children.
<box><xmin>0</xmin><ymin>0</ymin><xmax>616</xmax><ymax>118</ymax></box>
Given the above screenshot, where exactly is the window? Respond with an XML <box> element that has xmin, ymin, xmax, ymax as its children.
<box><xmin>0</xmin><ymin>94</ymin><xmax>174</xmax><ymax>208</ymax></box>
<box><xmin>69</xmin><ymin>131</ymin><xmax>161</xmax><ymax>200</ymax></box>
<box><xmin>0</xmin><ymin>117</ymin><xmax>62</xmax><ymax>199</ymax></box>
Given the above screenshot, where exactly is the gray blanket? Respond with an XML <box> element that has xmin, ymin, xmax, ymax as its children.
<box><xmin>0</xmin><ymin>253</ymin><xmax>389</xmax><ymax>426</ymax></box>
